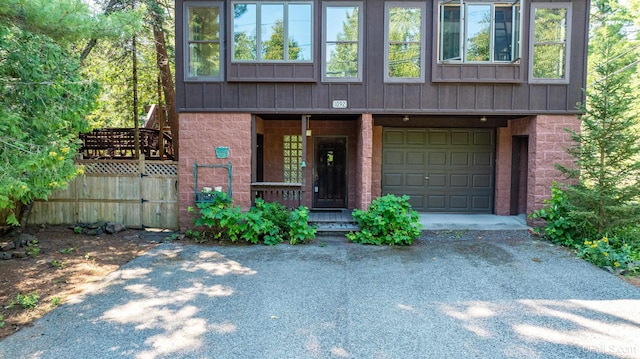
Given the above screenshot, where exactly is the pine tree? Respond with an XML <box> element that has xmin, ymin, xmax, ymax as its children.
<box><xmin>557</xmin><ymin>0</ymin><xmax>640</xmax><ymax>233</ymax></box>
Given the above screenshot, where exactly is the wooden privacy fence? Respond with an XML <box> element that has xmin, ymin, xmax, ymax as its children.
<box><xmin>28</xmin><ymin>157</ymin><xmax>178</xmax><ymax>229</ymax></box>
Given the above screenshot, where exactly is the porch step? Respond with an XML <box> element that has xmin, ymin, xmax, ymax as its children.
<box><xmin>308</xmin><ymin>210</ymin><xmax>359</xmax><ymax>234</ymax></box>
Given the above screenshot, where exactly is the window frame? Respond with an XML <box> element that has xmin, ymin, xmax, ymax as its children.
<box><xmin>184</xmin><ymin>1</ymin><xmax>224</xmax><ymax>82</ymax></box>
<box><xmin>529</xmin><ymin>2</ymin><xmax>572</xmax><ymax>84</ymax></box>
<box><xmin>231</xmin><ymin>1</ymin><xmax>314</xmax><ymax>63</ymax></box>
<box><xmin>322</xmin><ymin>2</ymin><xmax>363</xmax><ymax>82</ymax></box>
<box><xmin>384</xmin><ymin>1</ymin><xmax>427</xmax><ymax>83</ymax></box>
<box><xmin>437</xmin><ymin>0</ymin><xmax>522</xmax><ymax>64</ymax></box>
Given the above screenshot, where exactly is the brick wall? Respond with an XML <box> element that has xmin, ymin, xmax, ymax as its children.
<box><xmin>495</xmin><ymin>115</ymin><xmax>580</xmax><ymax>221</ymax></box>
<box><xmin>178</xmin><ymin>113</ymin><xmax>252</xmax><ymax>230</ymax></box>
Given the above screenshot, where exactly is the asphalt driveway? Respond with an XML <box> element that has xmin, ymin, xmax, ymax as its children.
<box><xmin>1</xmin><ymin>235</ymin><xmax>640</xmax><ymax>359</ymax></box>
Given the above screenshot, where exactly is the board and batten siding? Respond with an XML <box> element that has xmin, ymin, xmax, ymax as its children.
<box><xmin>176</xmin><ymin>0</ymin><xmax>588</xmax><ymax>115</ymax></box>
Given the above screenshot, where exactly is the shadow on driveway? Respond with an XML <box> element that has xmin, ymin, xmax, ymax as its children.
<box><xmin>1</xmin><ymin>236</ymin><xmax>639</xmax><ymax>359</ymax></box>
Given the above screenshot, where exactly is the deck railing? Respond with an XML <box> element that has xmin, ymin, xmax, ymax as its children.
<box><xmin>79</xmin><ymin>128</ymin><xmax>174</xmax><ymax>160</ymax></box>
<box><xmin>251</xmin><ymin>182</ymin><xmax>304</xmax><ymax>209</ymax></box>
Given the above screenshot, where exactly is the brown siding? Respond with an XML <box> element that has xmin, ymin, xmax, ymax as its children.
<box><xmin>176</xmin><ymin>0</ymin><xmax>588</xmax><ymax>116</ymax></box>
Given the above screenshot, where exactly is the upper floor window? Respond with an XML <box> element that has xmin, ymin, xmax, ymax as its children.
<box><xmin>232</xmin><ymin>1</ymin><xmax>313</xmax><ymax>62</ymax></box>
<box><xmin>438</xmin><ymin>1</ymin><xmax>521</xmax><ymax>63</ymax></box>
<box><xmin>323</xmin><ymin>3</ymin><xmax>363</xmax><ymax>82</ymax></box>
<box><xmin>185</xmin><ymin>2</ymin><xmax>223</xmax><ymax>80</ymax></box>
<box><xmin>385</xmin><ymin>2</ymin><xmax>426</xmax><ymax>82</ymax></box>
<box><xmin>530</xmin><ymin>3</ymin><xmax>572</xmax><ymax>83</ymax></box>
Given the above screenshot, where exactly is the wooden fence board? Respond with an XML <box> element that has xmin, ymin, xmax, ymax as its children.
<box><xmin>26</xmin><ymin>158</ymin><xmax>178</xmax><ymax>229</ymax></box>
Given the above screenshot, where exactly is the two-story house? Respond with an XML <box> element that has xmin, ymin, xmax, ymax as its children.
<box><xmin>175</xmin><ymin>0</ymin><xmax>587</xmax><ymax>230</ymax></box>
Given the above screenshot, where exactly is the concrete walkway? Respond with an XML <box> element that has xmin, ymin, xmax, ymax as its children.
<box><xmin>1</xmin><ymin>234</ymin><xmax>639</xmax><ymax>359</ymax></box>
<box><xmin>420</xmin><ymin>214</ymin><xmax>529</xmax><ymax>231</ymax></box>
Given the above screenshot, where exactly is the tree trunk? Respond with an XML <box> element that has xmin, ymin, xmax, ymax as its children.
<box><xmin>149</xmin><ymin>4</ymin><xmax>179</xmax><ymax>159</ymax></box>
<box><xmin>18</xmin><ymin>201</ymin><xmax>34</xmax><ymax>229</ymax></box>
<box><xmin>79</xmin><ymin>0</ymin><xmax>122</xmax><ymax>63</ymax></box>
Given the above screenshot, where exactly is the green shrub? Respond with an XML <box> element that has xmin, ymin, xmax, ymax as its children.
<box><xmin>346</xmin><ymin>194</ymin><xmax>422</xmax><ymax>245</ymax></box>
<box><xmin>189</xmin><ymin>197</ymin><xmax>315</xmax><ymax>245</ymax></box>
<box><xmin>9</xmin><ymin>292</ymin><xmax>39</xmax><ymax>310</ymax></box>
<box><xmin>577</xmin><ymin>236</ymin><xmax>637</xmax><ymax>272</ymax></box>
<box><xmin>530</xmin><ymin>182</ymin><xmax>584</xmax><ymax>247</ymax></box>
<box><xmin>288</xmin><ymin>207</ymin><xmax>316</xmax><ymax>244</ymax></box>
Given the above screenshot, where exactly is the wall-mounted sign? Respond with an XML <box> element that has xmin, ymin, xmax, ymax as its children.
<box><xmin>332</xmin><ymin>100</ymin><xmax>348</xmax><ymax>109</ymax></box>
<box><xmin>215</xmin><ymin>146</ymin><xmax>229</xmax><ymax>159</ymax></box>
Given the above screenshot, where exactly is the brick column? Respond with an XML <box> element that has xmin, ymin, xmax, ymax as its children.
<box><xmin>356</xmin><ymin>114</ymin><xmax>373</xmax><ymax>210</ymax></box>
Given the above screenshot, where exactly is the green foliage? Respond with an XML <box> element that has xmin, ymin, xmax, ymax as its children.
<box><xmin>530</xmin><ymin>183</ymin><xmax>587</xmax><ymax>247</ymax></box>
<box><xmin>26</xmin><ymin>240</ymin><xmax>40</xmax><ymax>257</ymax></box>
<box><xmin>0</xmin><ymin>315</ymin><xmax>4</xmax><ymax>328</ymax></box>
<box><xmin>554</xmin><ymin>0</ymin><xmax>640</xmax><ymax>234</ymax></box>
<box><xmin>288</xmin><ymin>207</ymin><xmax>316</xmax><ymax>245</ymax></box>
<box><xmin>51</xmin><ymin>260</ymin><xmax>67</xmax><ymax>269</ymax></box>
<box><xmin>577</xmin><ymin>236</ymin><xmax>638</xmax><ymax>272</ymax></box>
<box><xmin>50</xmin><ymin>296</ymin><xmax>62</xmax><ymax>307</ymax></box>
<box><xmin>9</xmin><ymin>292</ymin><xmax>39</xmax><ymax>310</ymax></box>
<box><xmin>346</xmin><ymin>194</ymin><xmax>422</xmax><ymax>245</ymax></box>
<box><xmin>0</xmin><ymin>24</ymin><xmax>99</xmax><ymax>225</ymax></box>
<box><xmin>59</xmin><ymin>247</ymin><xmax>75</xmax><ymax>254</ymax></box>
<box><xmin>189</xmin><ymin>197</ymin><xmax>315</xmax><ymax>245</ymax></box>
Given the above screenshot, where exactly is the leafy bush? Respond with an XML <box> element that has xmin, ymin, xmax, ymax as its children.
<box><xmin>288</xmin><ymin>207</ymin><xmax>317</xmax><ymax>244</ymax></box>
<box><xmin>530</xmin><ymin>182</ymin><xmax>586</xmax><ymax>247</ymax></box>
<box><xmin>577</xmin><ymin>236</ymin><xmax>638</xmax><ymax>273</ymax></box>
<box><xmin>188</xmin><ymin>197</ymin><xmax>315</xmax><ymax>245</ymax></box>
<box><xmin>346</xmin><ymin>194</ymin><xmax>422</xmax><ymax>245</ymax></box>
<box><xmin>9</xmin><ymin>292</ymin><xmax>39</xmax><ymax>310</ymax></box>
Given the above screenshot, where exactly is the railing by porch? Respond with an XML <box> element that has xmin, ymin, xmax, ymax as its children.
<box><xmin>251</xmin><ymin>182</ymin><xmax>304</xmax><ymax>209</ymax></box>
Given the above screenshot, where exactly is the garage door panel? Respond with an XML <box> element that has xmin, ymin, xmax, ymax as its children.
<box><xmin>406</xmin><ymin>152</ymin><xmax>426</xmax><ymax>166</ymax></box>
<box><xmin>407</xmin><ymin>131</ymin><xmax>427</xmax><ymax>145</ymax></box>
<box><xmin>383</xmin><ymin>128</ymin><xmax>494</xmax><ymax>213</ymax></box>
<box><xmin>428</xmin><ymin>131</ymin><xmax>448</xmax><ymax>145</ymax></box>
<box><xmin>450</xmin><ymin>196</ymin><xmax>469</xmax><ymax>210</ymax></box>
<box><xmin>427</xmin><ymin>174</ymin><xmax>447</xmax><ymax>187</ymax></box>
<box><xmin>406</xmin><ymin>173</ymin><xmax>425</xmax><ymax>187</ymax></box>
<box><xmin>474</xmin><ymin>131</ymin><xmax>493</xmax><ymax>145</ymax></box>
<box><xmin>384</xmin><ymin>173</ymin><xmax>403</xmax><ymax>187</ymax></box>
<box><xmin>451</xmin><ymin>131</ymin><xmax>471</xmax><ymax>145</ymax></box>
<box><xmin>472</xmin><ymin>196</ymin><xmax>492</xmax><ymax>211</ymax></box>
<box><xmin>472</xmin><ymin>174</ymin><xmax>492</xmax><ymax>188</ymax></box>
<box><xmin>385</xmin><ymin>130</ymin><xmax>405</xmax><ymax>145</ymax></box>
<box><xmin>473</xmin><ymin>152</ymin><xmax>492</xmax><ymax>166</ymax></box>
<box><xmin>384</xmin><ymin>151</ymin><xmax>404</xmax><ymax>166</ymax></box>
<box><xmin>451</xmin><ymin>152</ymin><xmax>470</xmax><ymax>166</ymax></box>
<box><xmin>428</xmin><ymin>152</ymin><xmax>447</xmax><ymax>166</ymax></box>
<box><xmin>407</xmin><ymin>195</ymin><xmax>425</xmax><ymax>210</ymax></box>
<box><xmin>450</xmin><ymin>174</ymin><xmax>469</xmax><ymax>188</ymax></box>
<box><xmin>427</xmin><ymin>195</ymin><xmax>446</xmax><ymax>210</ymax></box>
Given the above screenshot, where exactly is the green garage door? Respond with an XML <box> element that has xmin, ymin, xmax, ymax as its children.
<box><xmin>382</xmin><ymin>128</ymin><xmax>495</xmax><ymax>213</ymax></box>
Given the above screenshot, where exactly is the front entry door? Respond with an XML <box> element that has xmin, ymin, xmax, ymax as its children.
<box><xmin>314</xmin><ymin>137</ymin><xmax>347</xmax><ymax>208</ymax></box>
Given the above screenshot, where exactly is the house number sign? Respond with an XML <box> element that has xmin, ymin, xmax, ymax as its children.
<box><xmin>332</xmin><ymin>100</ymin><xmax>348</xmax><ymax>109</ymax></box>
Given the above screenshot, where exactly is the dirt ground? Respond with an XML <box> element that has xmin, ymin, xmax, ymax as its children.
<box><xmin>0</xmin><ymin>225</ymin><xmax>160</xmax><ymax>340</ymax></box>
<box><xmin>1</xmin><ymin>226</ymin><xmax>639</xmax><ymax>341</ymax></box>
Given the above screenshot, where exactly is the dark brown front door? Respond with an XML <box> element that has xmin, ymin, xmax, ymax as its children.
<box><xmin>314</xmin><ymin>137</ymin><xmax>347</xmax><ymax>208</ymax></box>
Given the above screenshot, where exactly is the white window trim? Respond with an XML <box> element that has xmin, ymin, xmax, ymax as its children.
<box><xmin>529</xmin><ymin>2</ymin><xmax>572</xmax><ymax>84</ymax></box>
<box><xmin>184</xmin><ymin>1</ymin><xmax>224</xmax><ymax>82</ymax></box>
<box><xmin>231</xmin><ymin>1</ymin><xmax>314</xmax><ymax>63</ymax></box>
<box><xmin>384</xmin><ymin>2</ymin><xmax>427</xmax><ymax>83</ymax></box>
<box><xmin>322</xmin><ymin>2</ymin><xmax>364</xmax><ymax>82</ymax></box>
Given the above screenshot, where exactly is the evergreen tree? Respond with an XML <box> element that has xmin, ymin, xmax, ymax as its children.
<box><xmin>557</xmin><ymin>0</ymin><xmax>640</xmax><ymax>233</ymax></box>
